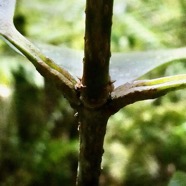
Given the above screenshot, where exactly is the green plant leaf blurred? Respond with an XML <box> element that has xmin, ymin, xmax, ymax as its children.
<box><xmin>168</xmin><ymin>171</ymin><xmax>186</xmax><ymax>186</ymax></box>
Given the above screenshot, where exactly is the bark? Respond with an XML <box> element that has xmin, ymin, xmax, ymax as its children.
<box><xmin>76</xmin><ymin>0</ymin><xmax>114</xmax><ymax>185</ymax></box>
<box><xmin>82</xmin><ymin>0</ymin><xmax>114</xmax><ymax>108</ymax></box>
<box><xmin>77</xmin><ymin>108</ymin><xmax>110</xmax><ymax>186</ymax></box>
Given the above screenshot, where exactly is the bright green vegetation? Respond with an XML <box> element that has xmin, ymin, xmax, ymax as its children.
<box><xmin>0</xmin><ymin>0</ymin><xmax>186</xmax><ymax>185</ymax></box>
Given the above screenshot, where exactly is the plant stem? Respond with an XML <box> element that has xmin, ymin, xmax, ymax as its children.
<box><xmin>77</xmin><ymin>108</ymin><xmax>109</xmax><ymax>186</ymax></box>
<box><xmin>76</xmin><ymin>1</ymin><xmax>114</xmax><ymax>185</ymax></box>
<box><xmin>82</xmin><ymin>0</ymin><xmax>114</xmax><ymax>108</ymax></box>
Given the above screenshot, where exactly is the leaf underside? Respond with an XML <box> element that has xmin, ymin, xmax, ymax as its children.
<box><xmin>36</xmin><ymin>43</ymin><xmax>186</xmax><ymax>87</ymax></box>
<box><xmin>1</xmin><ymin>0</ymin><xmax>186</xmax><ymax>109</ymax></box>
<box><xmin>1</xmin><ymin>0</ymin><xmax>186</xmax><ymax>88</ymax></box>
<box><xmin>109</xmin><ymin>74</ymin><xmax>186</xmax><ymax>112</ymax></box>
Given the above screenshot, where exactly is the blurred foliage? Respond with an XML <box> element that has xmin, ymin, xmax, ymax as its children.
<box><xmin>0</xmin><ymin>0</ymin><xmax>186</xmax><ymax>186</ymax></box>
<box><xmin>168</xmin><ymin>171</ymin><xmax>186</xmax><ymax>186</ymax></box>
<box><xmin>0</xmin><ymin>66</ymin><xmax>78</xmax><ymax>186</ymax></box>
<box><xmin>104</xmin><ymin>95</ymin><xmax>186</xmax><ymax>185</ymax></box>
<box><xmin>112</xmin><ymin>0</ymin><xmax>186</xmax><ymax>51</ymax></box>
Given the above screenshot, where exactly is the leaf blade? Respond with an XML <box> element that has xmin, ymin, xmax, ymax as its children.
<box><xmin>0</xmin><ymin>0</ymin><xmax>80</xmax><ymax>105</ymax></box>
<box><xmin>0</xmin><ymin>0</ymin><xmax>16</xmax><ymax>34</ymax></box>
<box><xmin>35</xmin><ymin>44</ymin><xmax>186</xmax><ymax>87</ymax></box>
<box><xmin>110</xmin><ymin>74</ymin><xmax>186</xmax><ymax>112</ymax></box>
<box><xmin>111</xmin><ymin>48</ymin><xmax>186</xmax><ymax>86</ymax></box>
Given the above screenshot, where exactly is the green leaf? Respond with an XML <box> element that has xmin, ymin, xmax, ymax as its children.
<box><xmin>0</xmin><ymin>0</ymin><xmax>16</xmax><ymax>33</ymax></box>
<box><xmin>37</xmin><ymin>43</ymin><xmax>186</xmax><ymax>87</ymax></box>
<box><xmin>168</xmin><ymin>171</ymin><xmax>186</xmax><ymax>186</ymax></box>
<box><xmin>111</xmin><ymin>74</ymin><xmax>186</xmax><ymax>111</ymax></box>
<box><xmin>0</xmin><ymin>0</ymin><xmax>80</xmax><ymax>106</ymax></box>
<box><xmin>35</xmin><ymin>43</ymin><xmax>83</xmax><ymax>78</ymax></box>
<box><xmin>111</xmin><ymin>48</ymin><xmax>186</xmax><ymax>86</ymax></box>
<box><xmin>1</xmin><ymin>0</ymin><xmax>186</xmax><ymax>90</ymax></box>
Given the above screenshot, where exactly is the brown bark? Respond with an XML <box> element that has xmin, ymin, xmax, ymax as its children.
<box><xmin>81</xmin><ymin>0</ymin><xmax>114</xmax><ymax>108</ymax></box>
<box><xmin>77</xmin><ymin>108</ymin><xmax>110</xmax><ymax>186</ymax></box>
<box><xmin>76</xmin><ymin>0</ymin><xmax>113</xmax><ymax>185</ymax></box>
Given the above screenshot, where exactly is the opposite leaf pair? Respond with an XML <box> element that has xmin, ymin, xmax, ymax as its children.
<box><xmin>1</xmin><ymin>0</ymin><xmax>186</xmax><ymax>110</ymax></box>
